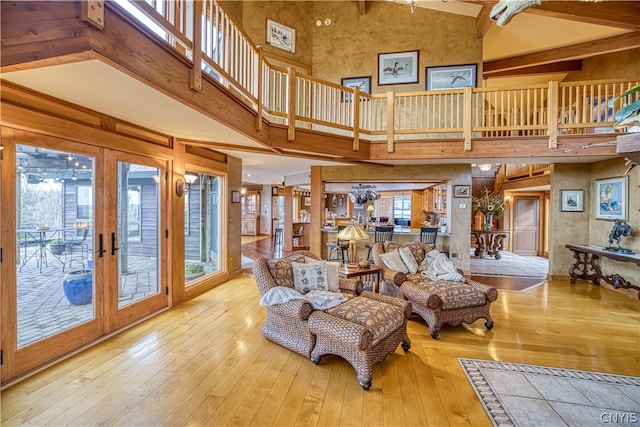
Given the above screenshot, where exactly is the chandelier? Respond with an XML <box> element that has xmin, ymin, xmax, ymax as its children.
<box><xmin>349</xmin><ymin>184</ymin><xmax>380</xmax><ymax>205</ymax></box>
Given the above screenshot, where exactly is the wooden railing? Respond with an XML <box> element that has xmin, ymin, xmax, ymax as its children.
<box><xmin>115</xmin><ymin>0</ymin><xmax>639</xmax><ymax>153</ymax></box>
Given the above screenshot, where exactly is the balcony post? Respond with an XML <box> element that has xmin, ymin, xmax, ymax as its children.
<box><xmin>189</xmin><ymin>0</ymin><xmax>202</xmax><ymax>91</ymax></box>
<box><xmin>288</xmin><ymin>67</ymin><xmax>296</xmax><ymax>141</ymax></box>
<box><xmin>548</xmin><ymin>80</ymin><xmax>559</xmax><ymax>149</ymax></box>
<box><xmin>387</xmin><ymin>91</ymin><xmax>395</xmax><ymax>153</ymax></box>
<box><xmin>256</xmin><ymin>47</ymin><xmax>264</xmax><ymax>131</ymax></box>
<box><xmin>353</xmin><ymin>87</ymin><xmax>360</xmax><ymax>151</ymax></box>
<box><xmin>464</xmin><ymin>86</ymin><xmax>472</xmax><ymax>150</ymax></box>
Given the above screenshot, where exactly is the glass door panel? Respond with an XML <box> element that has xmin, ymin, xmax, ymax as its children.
<box><xmin>184</xmin><ymin>172</ymin><xmax>221</xmax><ymax>285</ymax></box>
<box><xmin>15</xmin><ymin>144</ymin><xmax>96</xmax><ymax>347</ymax></box>
<box><xmin>117</xmin><ymin>161</ymin><xmax>161</xmax><ymax>308</ymax></box>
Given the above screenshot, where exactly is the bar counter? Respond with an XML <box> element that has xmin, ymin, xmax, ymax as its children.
<box><xmin>321</xmin><ymin>226</ymin><xmax>450</xmax><ymax>260</ymax></box>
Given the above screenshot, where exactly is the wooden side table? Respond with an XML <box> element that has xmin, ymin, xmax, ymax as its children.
<box><xmin>338</xmin><ymin>265</ymin><xmax>383</xmax><ymax>293</ymax></box>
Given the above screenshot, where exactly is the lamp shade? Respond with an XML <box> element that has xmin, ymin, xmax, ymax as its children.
<box><xmin>336</xmin><ymin>224</ymin><xmax>368</xmax><ymax>241</ymax></box>
<box><xmin>336</xmin><ymin>224</ymin><xmax>368</xmax><ymax>267</ymax></box>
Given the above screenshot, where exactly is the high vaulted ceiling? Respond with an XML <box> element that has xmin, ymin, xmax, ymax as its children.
<box><xmin>2</xmin><ymin>1</ymin><xmax>638</xmax><ymax>186</ymax></box>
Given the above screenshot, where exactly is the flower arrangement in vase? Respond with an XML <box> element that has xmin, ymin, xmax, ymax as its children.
<box><xmin>472</xmin><ymin>187</ymin><xmax>505</xmax><ymax>231</ymax></box>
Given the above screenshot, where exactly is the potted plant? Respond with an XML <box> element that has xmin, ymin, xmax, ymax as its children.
<box><xmin>185</xmin><ymin>263</ymin><xmax>205</xmax><ymax>281</ymax></box>
<box><xmin>49</xmin><ymin>239</ymin><xmax>66</xmax><ymax>255</ymax></box>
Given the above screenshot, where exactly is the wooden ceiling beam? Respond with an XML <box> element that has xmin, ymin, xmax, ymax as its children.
<box><xmin>358</xmin><ymin>0</ymin><xmax>366</xmax><ymax>16</ymax></box>
<box><xmin>484</xmin><ymin>60</ymin><xmax>583</xmax><ymax>79</ymax></box>
<box><xmin>524</xmin><ymin>1</ymin><xmax>640</xmax><ymax>32</ymax></box>
<box><xmin>475</xmin><ymin>5</ymin><xmax>493</xmax><ymax>39</ymax></box>
<box><xmin>483</xmin><ymin>32</ymin><xmax>640</xmax><ymax>76</ymax></box>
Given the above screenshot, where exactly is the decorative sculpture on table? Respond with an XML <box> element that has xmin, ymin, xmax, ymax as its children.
<box><xmin>606</xmin><ymin>219</ymin><xmax>634</xmax><ymax>254</ymax></box>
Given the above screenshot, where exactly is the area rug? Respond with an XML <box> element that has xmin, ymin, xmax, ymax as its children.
<box><xmin>459</xmin><ymin>358</ymin><xmax>640</xmax><ymax>427</ymax></box>
<box><xmin>470</xmin><ymin>250</ymin><xmax>548</xmax><ymax>279</ymax></box>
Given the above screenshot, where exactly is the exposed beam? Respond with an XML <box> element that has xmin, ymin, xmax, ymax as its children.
<box><xmin>463</xmin><ymin>1</ymin><xmax>640</xmax><ymax>32</ymax></box>
<box><xmin>483</xmin><ymin>32</ymin><xmax>640</xmax><ymax>77</ymax></box>
<box><xmin>475</xmin><ymin>5</ymin><xmax>494</xmax><ymax>39</ymax></box>
<box><xmin>484</xmin><ymin>60</ymin><xmax>583</xmax><ymax>79</ymax></box>
<box><xmin>524</xmin><ymin>1</ymin><xmax>640</xmax><ymax>32</ymax></box>
<box><xmin>358</xmin><ymin>0</ymin><xmax>366</xmax><ymax>16</ymax></box>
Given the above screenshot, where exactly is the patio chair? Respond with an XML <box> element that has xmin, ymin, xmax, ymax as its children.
<box><xmin>63</xmin><ymin>227</ymin><xmax>89</xmax><ymax>271</ymax></box>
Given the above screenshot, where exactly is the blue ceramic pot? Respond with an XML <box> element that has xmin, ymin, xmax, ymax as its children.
<box><xmin>63</xmin><ymin>269</ymin><xmax>93</xmax><ymax>305</ymax></box>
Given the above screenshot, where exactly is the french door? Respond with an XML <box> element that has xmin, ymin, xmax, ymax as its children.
<box><xmin>1</xmin><ymin>131</ymin><xmax>168</xmax><ymax>384</ymax></box>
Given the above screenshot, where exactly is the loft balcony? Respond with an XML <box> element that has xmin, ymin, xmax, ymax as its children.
<box><xmin>1</xmin><ymin>0</ymin><xmax>638</xmax><ymax>164</ymax></box>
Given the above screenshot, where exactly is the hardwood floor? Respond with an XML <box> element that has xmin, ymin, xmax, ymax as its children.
<box><xmin>2</xmin><ymin>271</ymin><xmax>639</xmax><ymax>426</ymax></box>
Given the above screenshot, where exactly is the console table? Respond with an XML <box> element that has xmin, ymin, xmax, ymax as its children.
<box><xmin>471</xmin><ymin>229</ymin><xmax>509</xmax><ymax>260</ymax></box>
<box><xmin>565</xmin><ymin>244</ymin><xmax>640</xmax><ymax>300</ymax></box>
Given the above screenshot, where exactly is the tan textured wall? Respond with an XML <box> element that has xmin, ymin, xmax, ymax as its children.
<box><xmin>241</xmin><ymin>1</ymin><xmax>313</xmax><ymax>66</ymax></box>
<box><xmin>551</xmin><ymin>160</ymin><xmax>640</xmax><ymax>295</ymax></box>
<box><xmin>588</xmin><ymin>159</ymin><xmax>639</xmax><ymax>292</ymax></box>
<box><xmin>310</xmin><ymin>1</ymin><xmax>482</xmax><ymax>93</ymax></box>
<box><xmin>228</xmin><ymin>155</ymin><xmax>243</xmax><ymax>274</ymax></box>
<box><xmin>562</xmin><ymin>48</ymin><xmax>640</xmax><ymax>82</ymax></box>
<box><xmin>318</xmin><ymin>164</ymin><xmax>472</xmax><ymax>272</ymax></box>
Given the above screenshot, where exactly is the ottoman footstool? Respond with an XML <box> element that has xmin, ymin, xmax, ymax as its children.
<box><xmin>401</xmin><ymin>278</ymin><xmax>498</xmax><ymax>339</ymax></box>
<box><xmin>308</xmin><ymin>291</ymin><xmax>411</xmax><ymax>390</ymax></box>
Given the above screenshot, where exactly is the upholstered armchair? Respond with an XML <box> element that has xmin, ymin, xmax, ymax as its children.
<box><xmin>371</xmin><ymin>241</ymin><xmax>498</xmax><ymax>338</ymax></box>
<box><xmin>253</xmin><ymin>250</ymin><xmax>412</xmax><ymax>389</ymax></box>
<box><xmin>252</xmin><ymin>250</ymin><xmax>362</xmax><ymax>358</ymax></box>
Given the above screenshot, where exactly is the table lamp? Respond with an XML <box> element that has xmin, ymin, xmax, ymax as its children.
<box><xmin>336</xmin><ymin>223</ymin><xmax>368</xmax><ymax>267</ymax></box>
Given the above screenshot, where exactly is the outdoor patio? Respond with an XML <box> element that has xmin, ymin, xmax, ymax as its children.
<box><xmin>16</xmin><ymin>246</ymin><xmax>157</xmax><ymax>348</ymax></box>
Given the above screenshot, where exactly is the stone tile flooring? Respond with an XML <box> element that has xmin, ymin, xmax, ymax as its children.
<box><xmin>16</xmin><ymin>248</ymin><xmax>157</xmax><ymax>348</ymax></box>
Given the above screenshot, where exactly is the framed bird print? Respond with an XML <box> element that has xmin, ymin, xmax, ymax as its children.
<box><xmin>378</xmin><ymin>51</ymin><xmax>419</xmax><ymax>85</ymax></box>
<box><xmin>426</xmin><ymin>64</ymin><xmax>477</xmax><ymax>91</ymax></box>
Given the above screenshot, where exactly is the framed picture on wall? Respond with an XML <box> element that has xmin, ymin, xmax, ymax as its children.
<box><xmin>266</xmin><ymin>19</ymin><xmax>295</xmax><ymax>53</ymax></box>
<box><xmin>304</xmin><ymin>196</ymin><xmax>311</xmax><ymax>206</ymax></box>
<box><xmin>231</xmin><ymin>190</ymin><xmax>240</xmax><ymax>203</ymax></box>
<box><xmin>426</xmin><ymin>63</ymin><xmax>477</xmax><ymax>91</ymax></box>
<box><xmin>453</xmin><ymin>185</ymin><xmax>470</xmax><ymax>198</ymax></box>
<box><xmin>378</xmin><ymin>50</ymin><xmax>419</xmax><ymax>85</ymax></box>
<box><xmin>341</xmin><ymin>76</ymin><xmax>371</xmax><ymax>102</ymax></box>
<box><xmin>595</xmin><ymin>176</ymin><xmax>627</xmax><ymax>220</ymax></box>
<box><xmin>560</xmin><ymin>189</ymin><xmax>584</xmax><ymax>212</ymax></box>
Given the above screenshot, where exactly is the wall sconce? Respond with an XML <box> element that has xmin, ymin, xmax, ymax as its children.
<box><xmin>176</xmin><ymin>178</ymin><xmax>185</xmax><ymax>196</ymax></box>
<box><xmin>504</xmin><ymin>194</ymin><xmax>512</xmax><ymax>203</ymax></box>
<box><xmin>185</xmin><ymin>172</ymin><xmax>198</xmax><ymax>185</ymax></box>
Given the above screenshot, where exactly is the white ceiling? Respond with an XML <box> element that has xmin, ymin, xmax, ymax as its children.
<box><xmin>1</xmin><ymin>2</ymin><xmax>625</xmax><ymax>186</ymax></box>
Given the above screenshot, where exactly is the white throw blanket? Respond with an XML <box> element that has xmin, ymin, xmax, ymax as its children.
<box><xmin>421</xmin><ymin>250</ymin><xmax>464</xmax><ymax>282</ymax></box>
<box><xmin>260</xmin><ymin>286</ymin><xmax>347</xmax><ymax>310</ymax></box>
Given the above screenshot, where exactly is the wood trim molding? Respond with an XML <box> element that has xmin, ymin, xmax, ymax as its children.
<box><xmin>483</xmin><ymin>32</ymin><xmax>640</xmax><ymax>77</ymax></box>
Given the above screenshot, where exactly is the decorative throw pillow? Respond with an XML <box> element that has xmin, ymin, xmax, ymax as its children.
<box><xmin>266</xmin><ymin>259</ymin><xmax>296</xmax><ymax>288</ymax></box>
<box><xmin>399</xmin><ymin>246</ymin><xmax>419</xmax><ymax>274</ymax></box>
<box><xmin>421</xmin><ymin>250</ymin><xmax>463</xmax><ymax>282</ymax></box>
<box><xmin>379</xmin><ymin>249</ymin><xmax>409</xmax><ymax>274</ymax></box>
<box><xmin>325</xmin><ymin>261</ymin><xmax>341</xmax><ymax>292</ymax></box>
<box><xmin>292</xmin><ymin>260</ymin><xmax>329</xmax><ymax>294</ymax></box>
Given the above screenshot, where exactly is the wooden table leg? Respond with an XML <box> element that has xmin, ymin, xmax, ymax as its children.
<box><xmin>568</xmin><ymin>250</ymin><xmax>602</xmax><ymax>285</ymax></box>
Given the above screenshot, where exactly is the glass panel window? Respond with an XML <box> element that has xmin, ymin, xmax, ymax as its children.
<box><xmin>184</xmin><ymin>172</ymin><xmax>222</xmax><ymax>284</ymax></box>
<box><xmin>117</xmin><ymin>163</ymin><xmax>160</xmax><ymax>308</ymax></box>
<box><xmin>16</xmin><ymin>144</ymin><xmax>95</xmax><ymax>348</ymax></box>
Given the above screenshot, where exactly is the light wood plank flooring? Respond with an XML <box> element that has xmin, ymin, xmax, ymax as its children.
<box><xmin>2</xmin><ymin>275</ymin><xmax>639</xmax><ymax>426</ymax></box>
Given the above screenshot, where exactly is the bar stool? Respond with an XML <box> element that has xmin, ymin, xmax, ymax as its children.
<box><xmin>326</xmin><ymin>225</ymin><xmax>348</xmax><ymax>262</ymax></box>
<box><xmin>366</xmin><ymin>226</ymin><xmax>394</xmax><ymax>260</ymax></box>
<box><xmin>273</xmin><ymin>227</ymin><xmax>283</xmax><ymax>249</ymax></box>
